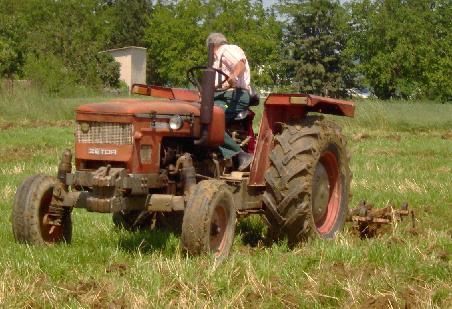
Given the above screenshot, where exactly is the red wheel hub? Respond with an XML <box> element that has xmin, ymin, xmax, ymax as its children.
<box><xmin>39</xmin><ymin>189</ymin><xmax>64</xmax><ymax>243</ymax></box>
<box><xmin>312</xmin><ymin>151</ymin><xmax>341</xmax><ymax>235</ymax></box>
<box><xmin>210</xmin><ymin>204</ymin><xmax>228</xmax><ymax>256</ymax></box>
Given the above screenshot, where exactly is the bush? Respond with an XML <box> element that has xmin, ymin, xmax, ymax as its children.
<box><xmin>23</xmin><ymin>54</ymin><xmax>77</xmax><ymax>96</ymax></box>
<box><xmin>96</xmin><ymin>53</ymin><xmax>120</xmax><ymax>89</ymax></box>
<box><xmin>22</xmin><ymin>52</ymin><xmax>121</xmax><ymax>96</ymax></box>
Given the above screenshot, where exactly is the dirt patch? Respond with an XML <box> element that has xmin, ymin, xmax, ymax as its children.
<box><xmin>406</xmin><ymin>227</ymin><xmax>420</xmax><ymax>236</ymax></box>
<box><xmin>0</xmin><ymin>144</ymin><xmax>61</xmax><ymax>163</ymax></box>
<box><xmin>385</xmin><ymin>134</ymin><xmax>401</xmax><ymax>142</ymax></box>
<box><xmin>353</xmin><ymin>133</ymin><xmax>401</xmax><ymax>142</ymax></box>
<box><xmin>441</xmin><ymin>131</ymin><xmax>452</xmax><ymax>140</ymax></box>
<box><xmin>400</xmin><ymin>288</ymin><xmax>418</xmax><ymax>309</ymax></box>
<box><xmin>436</xmin><ymin>250</ymin><xmax>449</xmax><ymax>262</ymax></box>
<box><xmin>106</xmin><ymin>263</ymin><xmax>128</xmax><ymax>276</ymax></box>
<box><xmin>330</xmin><ymin>261</ymin><xmax>348</xmax><ymax>278</ymax></box>
<box><xmin>426</xmin><ymin>244</ymin><xmax>449</xmax><ymax>262</ymax></box>
<box><xmin>64</xmin><ymin>278</ymin><xmax>127</xmax><ymax>308</ymax></box>
<box><xmin>447</xmin><ymin>228</ymin><xmax>452</xmax><ymax>239</ymax></box>
<box><xmin>353</xmin><ymin>132</ymin><xmax>371</xmax><ymax>141</ymax></box>
<box><xmin>243</xmin><ymin>275</ymin><xmax>299</xmax><ymax>308</ymax></box>
<box><xmin>421</xmin><ymin>205</ymin><xmax>433</xmax><ymax>215</ymax></box>
<box><xmin>367</xmin><ymin>148</ymin><xmax>401</xmax><ymax>157</ymax></box>
<box><xmin>354</xmin><ymin>222</ymin><xmax>393</xmax><ymax>239</ymax></box>
<box><xmin>360</xmin><ymin>294</ymin><xmax>397</xmax><ymax>308</ymax></box>
<box><xmin>436</xmin><ymin>166</ymin><xmax>451</xmax><ymax>174</ymax></box>
<box><xmin>0</xmin><ymin>123</ymin><xmax>14</xmax><ymax>130</ymax></box>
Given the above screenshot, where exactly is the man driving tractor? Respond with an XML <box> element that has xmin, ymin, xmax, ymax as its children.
<box><xmin>206</xmin><ymin>32</ymin><xmax>254</xmax><ymax>171</ymax></box>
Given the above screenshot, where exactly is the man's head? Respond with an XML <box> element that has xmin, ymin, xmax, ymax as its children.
<box><xmin>206</xmin><ymin>33</ymin><xmax>227</xmax><ymax>49</ymax></box>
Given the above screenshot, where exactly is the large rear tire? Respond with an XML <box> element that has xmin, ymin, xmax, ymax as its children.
<box><xmin>181</xmin><ymin>180</ymin><xmax>236</xmax><ymax>261</ymax></box>
<box><xmin>263</xmin><ymin>116</ymin><xmax>351</xmax><ymax>246</ymax></box>
<box><xmin>12</xmin><ymin>175</ymin><xmax>72</xmax><ymax>245</ymax></box>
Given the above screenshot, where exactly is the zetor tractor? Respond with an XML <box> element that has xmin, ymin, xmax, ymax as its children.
<box><xmin>12</xmin><ymin>45</ymin><xmax>355</xmax><ymax>260</ymax></box>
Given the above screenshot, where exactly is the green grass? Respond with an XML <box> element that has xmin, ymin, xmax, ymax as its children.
<box><xmin>0</xmin><ymin>93</ymin><xmax>451</xmax><ymax>307</ymax></box>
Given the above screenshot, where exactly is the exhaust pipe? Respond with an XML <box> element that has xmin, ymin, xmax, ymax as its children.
<box><xmin>195</xmin><ymin>43</ymin><xmax>216</xmax><ymax>145</ymax></box>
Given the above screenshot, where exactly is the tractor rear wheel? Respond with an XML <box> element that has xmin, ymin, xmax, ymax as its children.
<box><xmin>263</xmin><ymin>116</ymin><xmax>351</xmax><ymax>246</ymax></box>
<box><xmin>12</xmin><ymin>175</ymin><xmax>72</xmax><ymax>245</ymax></box>
<box><xmin>181</xmin><ymin>180</ymin><xmax>236</xmax><ymax>261</ymax></box>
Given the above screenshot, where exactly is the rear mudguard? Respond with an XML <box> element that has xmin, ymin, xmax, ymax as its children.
<box><xmin>249</xmin><ymin>93</ymin><xmax>355</xmax><ymax>186</ymax></box>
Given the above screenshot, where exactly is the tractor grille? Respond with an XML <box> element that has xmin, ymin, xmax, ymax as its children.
<box><xmin>76</xmin><ymin>122</ymin><xmax>133</xmax><ymax>144</ymax></box>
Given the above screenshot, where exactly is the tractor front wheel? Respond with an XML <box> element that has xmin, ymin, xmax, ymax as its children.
<box><xmin>12</xmin><ymin>175</ymin><xmax>72</xmax><ymax>245</ymax></box>
<box><xmin>181</xmin><ymin>180</ymin><xmax>236</xmax><ymax>261</ymax></box>
<box><xmin>263</xmin><ymin>116</ymin><xmax>351</xmax><ymax>246</ymax></box>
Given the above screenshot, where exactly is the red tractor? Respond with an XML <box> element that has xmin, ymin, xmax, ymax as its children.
<box><xmin>12</xmin><ymin>46</ymin><xmax>354</xmax><ymax>260</ymax></box>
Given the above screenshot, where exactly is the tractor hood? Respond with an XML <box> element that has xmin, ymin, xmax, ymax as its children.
<box><xmin>77</xmin><ymin>99</ymin><xmax>202</xmax><ymax>116</ymax></box>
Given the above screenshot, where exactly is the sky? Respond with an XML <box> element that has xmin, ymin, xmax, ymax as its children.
<box><xmin>263</xmin><ymin>0</ymin><xmax>278</xmax><ymax>8</ymax></box>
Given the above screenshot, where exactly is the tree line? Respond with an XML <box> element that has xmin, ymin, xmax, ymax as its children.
<box><xmin>0</xmin><ymin>0</ymin><xmax>450</xmax><ymax>100</ymax></box>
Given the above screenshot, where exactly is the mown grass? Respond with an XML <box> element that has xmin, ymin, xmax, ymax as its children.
<box><xmin>0</xmin><ymin>92</ymin><xmax>451</xmax><ymax>307</ymax></box>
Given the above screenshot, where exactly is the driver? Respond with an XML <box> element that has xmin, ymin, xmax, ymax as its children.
<box><xmin>206</xmin><ymin>32</ymin><xmax>253</xmax><ymax>171</ymax></box>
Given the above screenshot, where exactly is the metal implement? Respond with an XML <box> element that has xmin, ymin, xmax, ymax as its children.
<box><xmin>348</xmin><ymin>201</ymin><xmax>415</xmax><ymax>238</ymax></box>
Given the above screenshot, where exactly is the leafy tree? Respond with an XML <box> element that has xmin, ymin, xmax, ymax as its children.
<box><xmin>423</xmin><ymin>0</ymin><xmax>451</xmax><ymax>101</ymax></box>
<box><xmin>22</xmin><ymin>0</ymin><xmax>109</xmax><ymax>84</ymax></box>
<box><xmin>96</xmin><ymin>53</ymin><xmax>121</xmax><ymax>88</ymax></box>
<box><xmin>279</xmin><ymin>0</ymin><xmax>355</xmax><ymax>97</ymax></box>
<box><xmin>0</xmin><ymin>40</ymin><xmax>18</xmax><ymax>79</ymax></box>
<box><xmin>0</xmin><ymin>1</ymin><xmax>26</xmax><ymax>78</ymax></box>
<box><xmin>101</xmin><ymin>0</ymin><xmax>152</xmax><ymax>48</ymax></box>
<box><xmin>144</xmin><ymin>0</ymin><xmax>282</xmax><ymax>88</ymax></box>
<box><xmin>347</xmin><ymin>0</ymin><xmax>451</xmax><ymax>100</ymax></box>
<box><xmin>0</xmin><ymin>0</ymin><xmax>119</xmax><ymax>91</ymax></box>
<box><xmin>145</xmin><ymin>0</ymin><xmax>206</xmax><ymax>86</ymax></box>
<box><xmin>23</xmin><ymin>54</ymin><xmax>77</xmax><ymax>95</ymax></box>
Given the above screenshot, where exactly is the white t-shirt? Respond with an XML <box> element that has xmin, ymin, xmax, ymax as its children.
<box><xmin>213</xmin><ymin>44</ymin><xmax>251</xmax><ymax>90</ymax></box>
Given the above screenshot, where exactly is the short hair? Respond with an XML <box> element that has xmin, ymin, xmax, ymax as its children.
<box><xmin>206</xmin><ymin>33</ymin><xmax>227</xmax><ymax>47</ymax></box>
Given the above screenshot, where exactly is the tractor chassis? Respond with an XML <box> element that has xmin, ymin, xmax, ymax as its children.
<box><xmin>55</xmin><ymin>150</ymin><xmax>263</xmax><ymax>218</ymax></box>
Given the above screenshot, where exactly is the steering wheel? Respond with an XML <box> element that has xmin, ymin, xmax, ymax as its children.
<box><xmin>186</xmin><ymin>66</ymin><xmax>230</xmax><ymax>92</ymax></box>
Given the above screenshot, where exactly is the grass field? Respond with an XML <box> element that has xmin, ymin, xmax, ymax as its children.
<box><xmin>0</xmin><ymin>91</ymin><xmax>451</xmax><ymax>308</ymax></box>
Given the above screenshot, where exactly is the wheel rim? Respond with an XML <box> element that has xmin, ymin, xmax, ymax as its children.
<box><xmin>39</xmin><ymin>187</ymin><xmax>64</xmax><ymax>243</ymax></box>
<box><xmin>210</xmin><ymin>203</ymin><xmax>228</xmax><ymax>256</ymax></box>
<box><xmin>312</xmin><ymin>150</ymin><xmax>341</xmax><ymax>235</ymax></box>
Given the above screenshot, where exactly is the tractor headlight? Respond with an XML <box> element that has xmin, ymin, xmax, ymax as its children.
<box><xmin>169</xmin><ymin>115</ymin><xmax>183</xmax><ymax>130</ymax></box>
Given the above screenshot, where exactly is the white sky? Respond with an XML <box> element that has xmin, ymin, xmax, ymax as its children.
<box><xmin>263</xmin><ymin>0</ymin><xmax>277</xmax><ymax>8</ymax></box>
<box><xmin>263</xmin><ymin>0</ymin><xmax>346</xmax><ymax>7</ymax></box>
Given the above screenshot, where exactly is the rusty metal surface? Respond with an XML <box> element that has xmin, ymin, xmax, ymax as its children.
<box><xmin>111</xmin><ymin>196</ymin><xmax>147</xmax><ymax>213</ymax></box>
<box><xmin>348</xmin><ymin>201</ymin><xmax>414</xmax><ymax>238</ymax></box>
<box><xmin>62</xmin><ymin>191</ymin><xmax>83</xmax><ymax>207</ymax></box>
<box><xmin>132</xmin><ymin>84</ymin><xmax>200</xmax><ymax>102</ymax></box>
<box><xmin>76</xmin><ymin>101</ymin><xmax>224</xmax><ymax>174</ymax></box>
<box><xmin>77</xmin><ymin>99</ymin><xmax>202</xmax><ymax>116</ymax></box>
<box><xmin>250</xmin><ymin>94</ymin><xmax>354</xmax><ymax>186</ymax></box>
<box><xmin>249</xmin><ymin>105</ymin><xmax>307</xmax><ymax>186</ymax></box>
<box><xmin>264</xmin><ymin>93</ymin><xmax>355</xmax><ymax>117</ymax></box>
<box><xmin>47</xmin><ymin>150</ymin><xmax>73</xmax><ymax>228</ymax></box>
<box><xmin>68</xmin><ymin>170</ymin><xmax>164</xmax><ymax>191</ymax></box>
<box><xmin>147</xmin><ymin>194</ymin><xmax>185</xmax><ymax>212</ymax></box>
<box><xmin>92</xmin><ymin>166</ymin><xmax>126</xmax><ymax>187</ymax></box>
